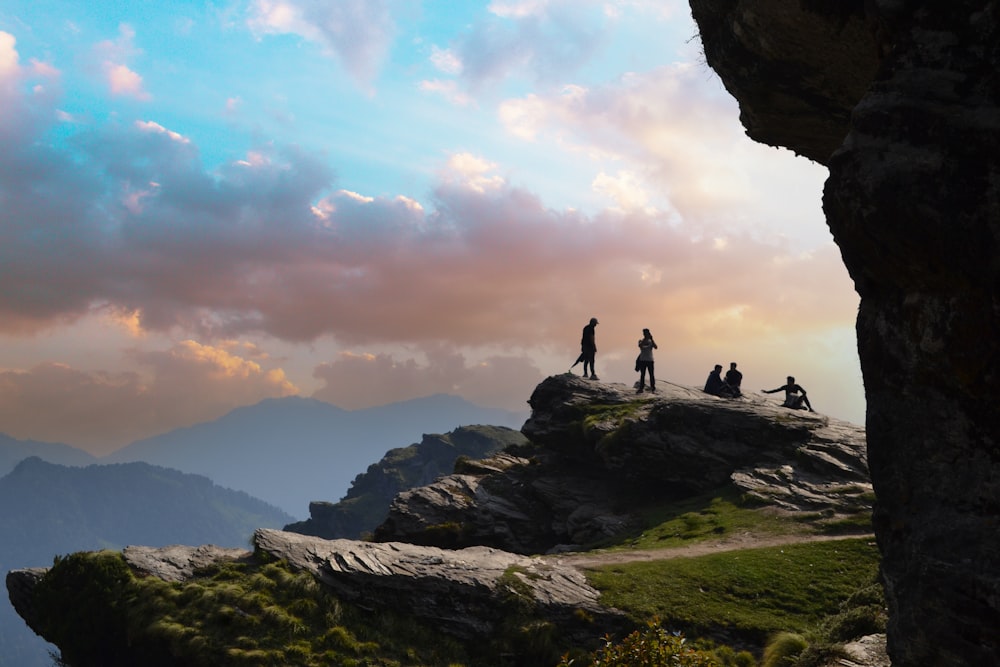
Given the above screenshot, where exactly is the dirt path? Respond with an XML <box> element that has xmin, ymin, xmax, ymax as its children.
<box><xmin>547</xmin><ymin>532</ymin><xmax>876</xmax><ymax>569</ymax></box>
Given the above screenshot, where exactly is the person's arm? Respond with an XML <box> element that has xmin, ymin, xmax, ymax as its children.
<box><xmin>762</xmin><ymin>386</ymin><xmax>780</xmax><ymax>394</ymax></box>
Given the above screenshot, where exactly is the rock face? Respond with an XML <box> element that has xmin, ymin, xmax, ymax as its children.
<box><xmin>284</xmin><ymin>425</ymin><xmax>527</xmax><ymax>539</ymax></box>
<box><xmin>688</xmin><ymin>2</ymin><xmax>1000</xmax><ymax>665</ymax></box>
<box><xmin>6</xmin><ymin>528</ymin><xmax>623</xmax><ymax>651</ymax></box>
<box><xmin>252</xmin><ymin>528</ymin><xmax>624</xmax><ymax>642</ymax></box>
<box><xmin>375</xmin><ymin>375</ymin><xmax>871</xmax><ymax>554</ymax></box>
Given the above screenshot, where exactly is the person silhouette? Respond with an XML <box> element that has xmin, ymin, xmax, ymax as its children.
<box><xmin>636</xmin><ymin>328</ymin><xmax>657</xmax><ymax>393</ymax></box>
<box><xmin>725</xmin><ymin>362</ymin><xmax>743</xmax><ymax>397</ymax></box>
<box><xmin>570</xmin><ymin>317</ymin><xmax>599</xmax><ymax>379</ymax></box>
<box><xmin>762</xmin><ymin>376</ymin><xmax>813</xmax><ymax>411</ymax></box>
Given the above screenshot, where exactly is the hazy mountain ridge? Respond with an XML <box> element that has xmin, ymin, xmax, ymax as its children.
<box><xmin>0</xmin><ymin>434</ymin><xmax>96</xmax><ymax>478</ymax></box>
<box><xmin>0</xmin><ymin>457</ymin><xmax>293</xmax><ymax>667</ymax></box>
<box><xmin>104</xmin><ymin>394</ymin><xmax>528</xmax><ymax>518</ymax></box>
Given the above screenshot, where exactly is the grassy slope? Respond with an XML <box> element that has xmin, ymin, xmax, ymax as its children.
<box><xmin>28</xmin><ymin>485</ymin><xmax>880</xmax><ymax>666</ymax></box>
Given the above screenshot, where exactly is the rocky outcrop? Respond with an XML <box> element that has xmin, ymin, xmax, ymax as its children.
<box><xmin>285</xmin><ymin>425</ymin><xmax>527</xmax><ymax>539</ymax></box>
<box><xmin>252</xmin><ymin>528</ymin><xmax>624</xmax><ymax>641</ymax></box>
<box><xmin>7</xmin><ymin>528</ymin><xmax>623</xmax><ymax>651</ymax></box>
<box><xmin>688</xmin><ymin>2</ymin><xmax>1000</xmax><ymax>665</ymax></box>
<box><xmin>375</xmin><ymin>375</ymin><xmax>871</xmax><ymax>554</ymax></box>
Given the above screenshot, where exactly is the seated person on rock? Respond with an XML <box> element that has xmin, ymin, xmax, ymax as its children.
<box><xmin>724</xmin><ymin>362</ymin><xmax>743</xmax><ymax>397</ymax></box>
<box><xmin>704</xmin><ymin>364</ymin><xmax>736</xmax><ymax>397</ymax></box>
<box><xmin>762</xmin><ymin>376</ymin><xmax>814</xmax><ymax>411</ymax></box>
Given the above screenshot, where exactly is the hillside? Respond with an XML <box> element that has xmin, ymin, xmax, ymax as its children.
<box><xmin>0</xmin><ymin>434</ymin><xmax>96</xmax><ymax>478</ymax></box>
<box><xmin>285</xmin><ymin>424</ymin><xmax>529</xmax><ymax>539</ymax></box>
<box><xmin>105</xmin><ymin>395</ymin><xmax>527</xmax><ymax>518</ymax></box>
<box><xmin>7</xmin><ymin>375</ymin><xmax>883</xmax><ymax>666</ymax></box>
<box><xmin>0</xmin><ymin>458</ymin><xmax>292</xmax><ymax>667</ymax></box>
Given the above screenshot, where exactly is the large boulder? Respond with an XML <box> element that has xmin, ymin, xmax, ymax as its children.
<box><xmin>688</xmin><ymin>1</ymin><xmax>1000</xmax><ymax>664</ymax></box>
<box><xmin>375</xmin><ymin>375</ymin><xmax>871</xmax><ymax>554</ymax></box>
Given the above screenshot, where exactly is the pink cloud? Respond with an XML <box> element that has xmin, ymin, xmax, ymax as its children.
<box><xmin>105</xmin><ymin>62</ymin><xmax>150</xmax><ymax>100</ymax></box>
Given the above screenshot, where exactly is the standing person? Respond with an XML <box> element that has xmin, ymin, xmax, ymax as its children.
<box><xmin>572</xmin><ymin>317</ymin><xmax>599</xmax><ymax>379</ymax></box>
<box><xmin>636</xmin><ymin>328</ymin><xmax>657</xmax><ymax>393</ymax></box>
<box><xmin>725</xmin><ymin>362</ymin><xmax>743</xmax><ymax>397</ymax></box>
<box><xmin>762</xmin><ymin>376</ymin><xmax>814</xmax><ymax>411</ymax></box>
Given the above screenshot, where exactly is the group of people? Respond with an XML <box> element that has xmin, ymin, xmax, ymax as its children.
<box><xmin>569</xmin><ymin>317</ymin><xmax>815</xmax><ymax>411</ymax></box>
<box><xmin>703</xmin><ymin>362</ymin><xmax>743</xmax><ymax>398</ymax></box>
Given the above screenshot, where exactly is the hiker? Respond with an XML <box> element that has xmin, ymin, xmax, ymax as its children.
<box><xmin>570</xmin><ymin>317</ymin><xmax>599</xmax><ymax>379</ymax></box>
<box><xmin>636</xmin><ymin>328</ymin><xmax>657</xmax><ymax>393</ymax></box>
<box><xmin>762</xmin><ymin>376</ymin><xmax>813</xmax><ymax>411</ymax></box>
<box><xmin>724</xmin><ymin>362</ymin><xmax>743</xmax><ymax>397</ymax></box>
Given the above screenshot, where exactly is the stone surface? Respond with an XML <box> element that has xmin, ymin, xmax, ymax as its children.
<box><xmin>253</xmin><ymin>528</ymin><xmax>624</xmax><ymax>641</ymax></box>
<box><xmin>376</xmin><ymin>374</ymin><xmax>871</xmax><ymax>554</ymax></box>
<box><xmin>688</xmin><ymin>1</ymin><xmax>1000</xmax><ymax>664</ymax></box>
<box><xmin>285</xmin><ymin>425</ymin><xmax>528</xmax><ymax>540</ymax></box>
<box><xmin>122</xmin><ymin>544</ymin><xmax>251</xmax><ymax>582</ymax></box>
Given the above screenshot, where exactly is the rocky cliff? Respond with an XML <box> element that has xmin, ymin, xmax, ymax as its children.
<box><xmin>285</xmin><ymin>425</ymin><xmax>528</xmax><ymax>540</ymax></box>
<box><xmin>7</xmin><ymin>374</ymin><xmax>874</xmax><ymax>665</ymax></box>
<box><xmin>375</xmin><ymin>375</ymin><xmax>871</xmax><ymax>554</ymax></box>
<box><xmin>687</xmin><ymin>2</ymin><xmax>1000</xmax><ymax>665</ymax></box>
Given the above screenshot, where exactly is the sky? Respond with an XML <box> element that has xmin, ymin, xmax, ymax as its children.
<box><xmin>0</xmin><ymin>0</ymin><xmax>865</xmax><ymax>456</ymax></box>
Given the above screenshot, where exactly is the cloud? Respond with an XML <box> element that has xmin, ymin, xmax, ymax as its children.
<box><xmin>0</xmin><ymin>341</ymin><xmax>297</xmax><ymax>453</ymax></box>
<box><xmin>0</xmin><ymin>57</ymin><xmax>851</xmax><ymax>359</ymax></box>
<box><xmin>426</xmin><ymin>0</ymin><xmax>611</xmax><ymax>93</ymax></box>
<box><xmin>94</xmin><ymin>24</ymin><xmax>151</xmax><ymax>101</ymax></box>
<box><xmin>497</xmin><ymin>64</ymin><xmax>831</xmax><ymax>237</ymax></box>
<box><xmin>247</xmin><ymin>0</ymin><xmax>395</xmax><ymax>87</ymax></box>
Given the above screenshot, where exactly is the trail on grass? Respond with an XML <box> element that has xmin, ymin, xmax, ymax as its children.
<box><xmin>548</xmin><ymin>532</ymin><xmax>876</xmax><ymax>570</ymax></box>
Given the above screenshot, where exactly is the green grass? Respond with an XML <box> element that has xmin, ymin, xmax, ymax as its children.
<box><xmin>585</xmin><ymin>538</ymin><xmax>880</xmax><ymax>647</ymax></box>
<box><xmin>590</xmin><ymin>487</ymin><xmax>816</xmax><ymax>554</ymax></box>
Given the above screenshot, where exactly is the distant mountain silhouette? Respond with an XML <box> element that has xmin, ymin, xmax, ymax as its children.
<box><xmin>105</xmin><ymin>395</ymin><xmax>527</xmax><ymax>518</ymax></box>
<box><xmin>0</xmin><ymin>456</ymin><xmax>293</xmax><ymax>667</ymax></box>
<box><xmin>0</xmin><ymin>433</ymin><xmax>96</xmax><ymax>478</ymax></box>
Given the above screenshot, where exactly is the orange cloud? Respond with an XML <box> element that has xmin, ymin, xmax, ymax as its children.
<box><xmin>0</xmin><ymin>341</ymin><xmax>298</xmax><ymax>454</ymax></box>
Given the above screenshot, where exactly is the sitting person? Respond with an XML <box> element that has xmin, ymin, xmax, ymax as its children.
<box><xmin>724</xmin><ymin>362</ymin><xmax>743</xmax><ymax>397</ymax></box>
<box><xmin>762</xmin><ymin>376</ymin><xmax>814</xmax><ymax>411</ymax></box>
<box><xmin>704</xmin><ymin>364</ymin><xmax>735</xmax><ymax>397</ymax></box>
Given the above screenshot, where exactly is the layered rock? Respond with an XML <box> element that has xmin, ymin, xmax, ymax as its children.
<box><xmin>253</xmin><ymin>528</ymin><xmax>624</xmax><ymax>641</ymax></box>
<box><xmin>7</xmin><ymin>528</ymin><xmax>623</xmax><ymax>651</ymax></box>
<box><xmin>375</xmin><ymin>375</ymin><xmax>871</xmax><ymax>554</ymax></box>
<box><xmin>688</xmin><ymin>1</ymin><xmax>1000</xmax><ymax>664</ymax></box>
<box><xmin>285</xmin><ymin>425</ymin><xmax>527</xmax><ymax>539</ymax></box>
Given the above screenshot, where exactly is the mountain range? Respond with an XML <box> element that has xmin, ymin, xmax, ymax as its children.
<box><xmin>0</xmin><ymin>457</ymin><xmax>293</xmax><ymax>667</ymax></box>
<box><xmin>0</xmin><ymin>393</ymin><xmax>526</xmax><ymax>666</ymax></box>
<box><xmin>103</xmin><ymin>394</ymin><xmax>527</xmax><ymax>518</ymax></box>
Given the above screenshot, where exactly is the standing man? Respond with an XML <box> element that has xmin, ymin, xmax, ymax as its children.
<box><xmin>636</xmin><ymin>328</ymin><xmax>657</xmax><ymax>393</ymax></box>
<box><xmin>580</xmin><ymin>317</ymin><xmax>599</xmax><ymax>380</ymax></box>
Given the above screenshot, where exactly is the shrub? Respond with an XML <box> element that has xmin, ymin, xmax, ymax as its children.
<box><xmin>761</xmin><ymin>632</ymin><xmax>807</xmax><ymax>667</ymax></box>
<box><xmin>556</xmin><ymin>620</ymin><xmax>719</xmax><ymax>666</ymax></box>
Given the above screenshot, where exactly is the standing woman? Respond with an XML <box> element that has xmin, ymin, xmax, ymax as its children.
<box><xmin>636</xmin><ymin>328</ymin><xmax>657</xmax><ymax>393</ymax></box>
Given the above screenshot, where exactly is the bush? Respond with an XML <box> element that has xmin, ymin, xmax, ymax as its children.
<box><xmin>557</xmin><ymin>620</ymin><xmax>719</xmax><ymax>666</ymax></box>
<box><xmin>761</xmin><ymin>632</ymin><xmax>807</xmax><ymax>667</ymax></box>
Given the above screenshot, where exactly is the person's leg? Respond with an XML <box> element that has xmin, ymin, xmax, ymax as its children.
<box><xmin>637</xmin><ymin>365</ymin><xmax>646</xmax><ymax>392</ymax></box>
<box><xmin>649</xmin><ymin>362</ymin><xmax>655</xmax><ymax>391</ymax></box>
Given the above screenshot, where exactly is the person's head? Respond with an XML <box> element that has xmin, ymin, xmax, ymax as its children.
<box><xmin>787</xmin><ymin>376</ymin><xmax>795</xmax><ymax>383</ymax></box>
<box><xmin>642</xmin><ymin>328</ymin><xmax>651</xmax><ymax>337</ymax></box>
<box><xmin>715</xmin><ymin>364</ymin><xmax>723</xmax><ymax>371</ymax></box>
<box><xmin>730</xmin><ymin>362</ymin><xmax>737</xmax><ymax>370</ymax></box>
<box><xmin>590</xmin><ymin>317</ymin><xmax>599</xmax><ymax>325</ymax></box>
